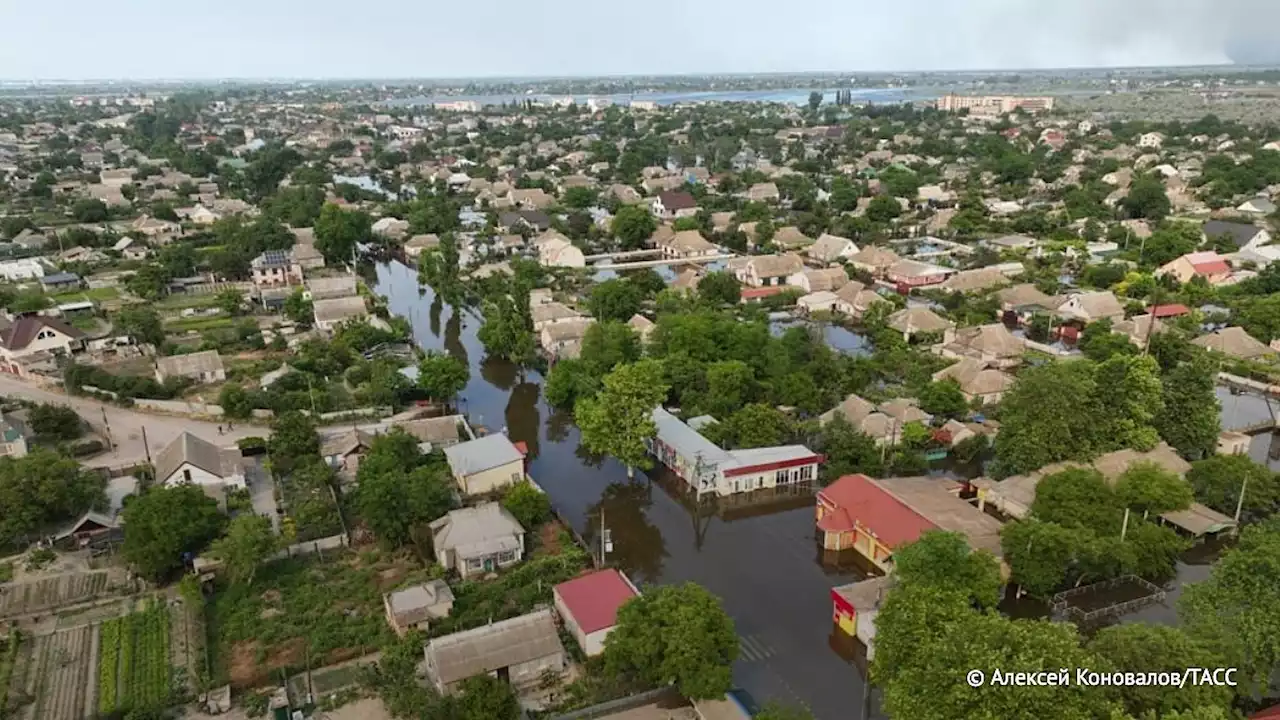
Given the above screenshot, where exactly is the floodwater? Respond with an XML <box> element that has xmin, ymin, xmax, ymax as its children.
<box><xmin>374</xmin><ymin>261</ymin><xmax>875</xmax><ymax>720</ymax></box>
<box><xmin>769</xmin><ymin>317</ymin><xmax>872</xmax><ymax>356</ymax></box>
<box><xmin>383</xmin><ymin>87</ymin><xmax>935</xmax><ymax>108</ymax></box>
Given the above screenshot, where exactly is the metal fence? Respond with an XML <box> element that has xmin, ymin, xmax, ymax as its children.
<box><xmin>1050</xmin><ymin>575</ymin><xmax>1165</xmax><ymax>624</ymax></box>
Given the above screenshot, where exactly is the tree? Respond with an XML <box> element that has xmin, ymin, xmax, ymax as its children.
<box><xmin>807</xmin><ymin>91</ymin><xmax>823</xmax><ymax>112</ymax></box>
<box><xmin>28</xmin><ymin>404</ymin><xmax>83</xmax><ymax>443</ymax></box>
<box><xmin>893</xmin><ymin>530</ymin><xmax>1003</xmax><ymax>608</ymax></box>
<box><xmin>1156</xmin><ymin>354</ymin><xmax>1220</xmax><ymax>459</ymax></box>
<box><xmin>697</xmin><ymin>271</ymin><xmax>741</xmax><ymax>306</ymax></box>
<box><xmin>267</xmin><ymin>411</ymin><xmax>320</xmax><ymax>477</ymax></box>
<box><xmin>1089</xmin><ymin>626</ymin><xmax>1233</xmax><ymax>718</ymax></box>
<box><xmin>1180</xmin><ymin>519</ymin><xmax>1280</xmax><ymax>694</ymax></box>
<box><xmin>122</xmin><ymin>484</ymin><xmax>226</xmax><ymax>581</ymax></box>
<box><xmin>866</xmin><ymin>195</ymin><xmax>902</xmax><ymax>223</ymax></box>
<box><xmin>1122</xmin><ymin>174</ymin><xmax>1172</xmax><ymax>222</ymax></box>
<box><xmin>114</xmin><ymin>307</ymin><xmax>165</xmax><ymax>347</ymax></box>
<box><xmin>0</xmin><ymin>449</ymin><xmax>105</xmax><ymax>548</ymax></box>
<box><xmin>918</xmin><ymin>379</ymin><xmax>968</xmax><ymax>420</ymax></box>
<box><xmin>283</xmin><ymin>289</ymin><xmax>313</xmax><ymax>326</ymax></box>
<box><xmin>1031</xmin><ymin>467</ymin><xmax>1120</xmax><ymax>533</ymax></box>
<box><xmin>993</xmin><ymin>361</ymin><xmax>1102</xmax><ymax>478</ymax></box>
<box><xmin>72</xmin><ymin>198</ymin><xmax>109</xmax><ymax>223</ymax></box>
<box><xmin>417</xmin><ymin>351</ymin><xmax>470</xmax><ymax>403</ymax></box>
<box><xmin>756</xmin><ymin>703</ymin><xmax>814</xmax><ymax>720</ymax></box>
<box><xmin>1115</xmin><ymin>462</ymin><xmax>1193</xmax><ymax>517</ymax></box>
<box><xmin>713</xmin><ymin>404</ymin><xmax>792</xmax><ymax>449</ymax></box>
<box><xmin>1187</xmin><ymin>453</ymin><xmax>1278</xmax><ymax>521</ymax></box>
<box><xmin>603</xmin><ymin>583</ymin><xmax>738</xmax><ymax>699</ymax></box>
<box><xmin>313</xmin><ymin>204</ymin><xmax>372</xmax><ymax>264</ymax></box>
<box><xmin>502</xmin><ymin>481</ymin><xmax>551</xmax><ymax>529</ymax></box>
<box><xmin>576</xmin><ymin>361</ymin><xmax>669</xmax><ymax>477</ymax></box>
<box><xmin>1079</xmin><ymin>319</ymin><xmax>1137</xmax><ymax>362</ymax></box>
<box><xmin>611</xmin><ymin>204</ymin><xmax>657</xmax><ymax>250</ymax></box>
<box><xmin>589</xmin><ymin>279</ymin><xmax>644</xmax><ymax>323</ymax></box>
<box><xmin>355</xmin><ymin>432</ymin><xmax>455</xmax><ymax>549</ymax></box>
<box><xmin>215</xmin><ymin>288</ymin><xmax>244</xmax><ymax>316</ymax></box>
<box><xmin>453</xmin><ymin>674</ymin><xmax>520</xmax><ymax>720</ymax></box>
<box><xmin>561</xmin><ymin>186</ymin><xmax>598</xmax><ymax>210</ymax></box>
<box><xmin>1000</xmin><ymin>519</ymin><xmax>1080</xmax><ymax>597</ymax></box>
<box><xmin>1093</xmin><ymin>354</ymin><xmax>1164</xmax><ymax>452</ymax></box>
<box><xmin>580</xmin><ymin>322</ymin><xmax>641</xmax><ymax>378</ymax></box>
<box><xmin>545</xmin><ymin>359</ymin><xmax>601</xmax><ymax>410</ymax></box>
<box><xmin>207</xmin><ymin>513</ymin><xmax>278</xmax><ymax>586</ymax></box>
<box><xmin>218</xmin><ymin>384</ymin><xmax>254</xmax><ymax>420</ymax></box>
<box><xmin>124</xmin><ymin>265</ymin><xmax>171</xmax><ymax>301</ymax></box>
<box><xmin>478</xmin><ymin>295</ymin><xmax>536</xmax><ymax>368</ymax></box>
<box><xmin>815</xmin><ymin>414</ymin><xmax>885</xmax><ymax>480</ymax></box>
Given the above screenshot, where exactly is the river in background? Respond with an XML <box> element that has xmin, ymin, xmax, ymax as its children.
<box><xmin>384</xmin><ymin>87</ymin><xmax>935</xmax><ymax>108</ymax></box>
<box><xmin>374</xmin><ymin>260</ymin><xmax>878</xmax><ymax>720</ymax></box>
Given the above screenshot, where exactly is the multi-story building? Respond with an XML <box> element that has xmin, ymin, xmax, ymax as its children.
<box><xmin>936</xmin><ymin>94</ymin><xmax>1055</xmax><ymax>115</ymax></box>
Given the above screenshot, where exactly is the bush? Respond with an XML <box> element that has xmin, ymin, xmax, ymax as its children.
<box><xmin>69</xmin><ymin>440</ymin><xmax>106</xmax><ymax>458</ymax></box>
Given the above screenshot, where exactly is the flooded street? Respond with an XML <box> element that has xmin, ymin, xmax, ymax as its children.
<box><xmin>374</xmin><ymin>262</ymin><xmax>871</xmax><ymax>720</ymax></box>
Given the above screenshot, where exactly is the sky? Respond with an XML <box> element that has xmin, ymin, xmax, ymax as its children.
<box><xmin>2</xmin><ymin>0</ymin><xmax>1279</xmax><ymax>80</ymax></box>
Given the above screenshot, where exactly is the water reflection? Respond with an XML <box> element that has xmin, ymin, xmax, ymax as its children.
<box><xmin>585</xmin><ymin>481</ymin><xmax>669</xmax><ymax>585</ymax></box>
<box><xmin>444</xmin><ymin>309</ymin><xmax>468</xmax><ymax>367</ymax></box>
<box><xmin>546</xmin><ymin>409</ymin><xmax>573</xmax><ymax>444</ymax></box>
<box><xmin>770</xmin><ymin>318</ymin><xmax>872</xmax><ymax>356</ymax></box>
<box><xmin>429</xmin><ymin>296</ymin><xmax>442</xmax><ymax>338</ymax></box>
<box><xmin>506</xmin><ymin>382</ymin><xmax>542</xmax><ymax>460</ymax></box>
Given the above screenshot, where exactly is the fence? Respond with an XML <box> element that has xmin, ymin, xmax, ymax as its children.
<box><xmin>132</xmin><ymin>398</ymin><xmax>225</xmax><ymax>417</ymax></box>
<box><xmin>1050</xmin><ymin>575</ymin><xmax>1165</xmax><ymax>624</ymax></box>
<box><xmin>269</xmin><ymin>533</ymin><xmax>349</xmax><ymax>561</ymax></box>
<box><xmin>549</xmin><ymin>687</ymin><xmax>677</xmax><ymax>720</ymax></box>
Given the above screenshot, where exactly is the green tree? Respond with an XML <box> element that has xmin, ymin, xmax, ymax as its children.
<box><xmin>807</xmin><ymin>91</ymin><xmax>823</xmax><ymax>112</ymax></box>
<box><xmin>919</xmin><ymin>379</ymin><xmax>968</xmax><ymax>420</ymax></box>
<box><xmin>355</xmin><ymin>431</ymin><xmax>455</xmax><ymax>549</ymax></box>
<box><xmin>561</xmin><ymin>186</ymin><xmax>598</xmax><ymax>210</ymax></box>
<box><xmin>714</xmin><ymin>404</ymin><xmax>792</xmax><ymax>449</ymax></box>
<box><xmin>815</xmin><ymin>414</ymin><xmax>885</xmax><ymax>480</ymax></box>
<box><xmin>478</xmin><ymin>295</ymin><xmax>536</xmax><ymax>368</ymax></box>
<box><xmin>1079</xmin><ymin>319</ymin><xmax>1137</xmax><ymax>362</ymax></box>
<box><xmin>207</xmin><ymin>513</ymin><xmax>278</xmax><ymax>586</ymax></box>
<box><xmin>454</xmin><ymin>674</ymin><xmax>520</xmax><ymax>720</ymax></box>
<box><xmin>700</xmin><ymin>360</ymin><xmax>755</xmax><ymax>419</ymax></box>
<box><xmin>124</xmin><ymin>264</ymin><xmax>171</xmax><ymax>301</ymax></box>
<box><xmin>611</xmin><ymin>204</ymin><xmax>657</xmax><ymax>250</ymax></box>
<box><xmin>313</xmin><ymin>203</ymin><xmax>372</xmax><ymax>264</ymax></box>
<box><xmin>1089</xmin><ymin>626</ymin><xmax>1233</xmax><ymax>718</ymax></box>
<box><xmin>697</xmin><ymin>271</ymin><xmax>741</xmax><ymax>306</ymax></box>
<box><xmin>1000</xmin><ymin>519</ymin><xmax>1079</xmax><ymax>597</ymax></box>
<box><xmin>866</xmin><ymin>194</ymin><xmax>902</xmax><ymax>223</ymax></box>
<box><xmin>72</xmin><ymin>198</ymin><xmax>109</xmax><ymax>223</ymax></box>
<box><xmin>0</xmin><ymin>449</ymin><xmax>105</xmax><ymax>548</ymax></box>
<box><xmin>893</xmin><ymin>530</ymin><xmax>1003</xmax><ymax>608</ymax></box>
<box><xmin>1115</xmin><ymin>462</ymin><xmax>1193</xmax><ymax>517</ymax></box>
<box><xmin>1180</xmin><ymin>518</ymin><xmax>1280</xmax><ymax>694</ymax></box>
<box><xmin>417</xmin><ymin>351</ymin><xmax>470</xmax><ymax>403</ymax></box>
<box><xmin>215</xmin><ymin>288</ymin><xmax>244</xmax><ymax>316</ymax></box>
<box><xmin>589</xmin><ymin>279</ymin><xmax>644</xmax><ymax>322</ymax></box>
<box><xmin>1122</xmin><ymin>174</ymin><xmax>1172</xmax><ymax>221</ymax></box>
<box><xmin>501</xmin><ymin>481</ymin><xmax>551</xmax><ymax>529</ymax></box>
<box><xmin>1093</xmin><ymin>354</ymin><xmax>1164</xmax><ymax>452</ymax></box>
<box><xmin>603</xmin><ymin>583</ymin><xmax>738</xmax><ymax>700</ymax></box>
<box><xmin>114</xmin><ymin>306</ymin><xmax>165</xmax><ymax>347</ymax></box>
<box><xmin>1156</xmin><ymin>354</ymin><xmax>1220</xmax><ymax>459</ymax></box>
<box><xmin>267</xmin><ymin>411</ymin><xmax>320</xmax><ymax>477</ymax></box>
<box><xmin>28</xmin><ymin>404</ymin><xmax>83</xmax><ymax>442</ymax></box>
<box><xmin>283</xmin><ymin>289</ymin><xmax>314</xmax><ymax>326</ymax></box>
<box><xmin>218</xmin><ymin>384</ymin><xmax>254</xmax><ymax>420</ymax></box>
<box><xmin>544</xmin><ymin>359</ymin><xmax>601</xmax><ymax>410</ymax></box>
<box><xmin>756</xmin><ymin>703</ymin><xmax>814</xmax><ymax>720</ymax></box>
<box><xmin>1032</xmin><ymin>467</ymin><xmax>1119</xmax><ymax>532</ymax></box>
<box><xmin>1187</xmin><ymin>454</ymin><xmax>1278</xmax><ymax>521</ymax></box>
<box><xmin>580</xmin><ymin>321</ymin><xmax>641</xmax><ymax>377</ymax></box>
<box><xmin>993</xmin><ymin>361</ymin><xmax>1102</xmax><ymax>478</ymax></box>
<box><xmin>576</xmin><ymin>360</ymin><xmax>670</xmax><ymax>478</ymax></box>
<box><xmin>121</xmin><ymin>484</ymin><xmax>226</xmax><ymax>581</ymax></box>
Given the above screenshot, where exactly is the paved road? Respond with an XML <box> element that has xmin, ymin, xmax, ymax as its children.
<box><xmin>0</xmin><ymin>374</ymin><xmax>261</xmax><ymax>467</ymax></box>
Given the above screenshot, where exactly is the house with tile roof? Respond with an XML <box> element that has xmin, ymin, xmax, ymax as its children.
<box><xmin>553</xmin><ymin>569</ymin><xmax>640</xmax><ymax>656</ymax></box>
<box><xmin>0</xmin><ymin>316</ymin><xmax>86</xmax><ymax>377</ymax></box>
<box><xmin>155</xmin><ymin>431</ymin><xmax>245</xmax><ymax>490</ymax></box>
<box><xmin>1157</xmin><ymin>251</ymin><xmax>1233</xmax><ymax>286</ymax></box>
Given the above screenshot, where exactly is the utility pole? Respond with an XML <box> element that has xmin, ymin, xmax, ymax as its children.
<box><xmin>1120</xmin><ymin>507</ymin><xmax>1131</xmax><ymax>542</ymax></box>
<box><xmin>1233</xmin><ymin>475</ymin><xmax>1249</xmax><ymax>528</ymax></box>
<box><xmin>101</xmin><ymin>406</ymin><xmax>114</xmax><ymax>453</ymax></box>
<box><xmin>598</xmin><ymin>507</ymin><xmax>612</xmax><ymax>568</ymax></box>
<box><xmin>141</xmin><ymin>425</ymin><xmax>151</xmax><ymax>466</ymax></box>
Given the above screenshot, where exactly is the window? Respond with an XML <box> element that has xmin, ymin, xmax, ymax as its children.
<box><xmin>183</xmin><ymin>468</ymin><xmax>192</xmax><ymax>483</ymax></box>
<box><xmin>466</xmin><ymin>557</ymin><xmax>483</xmax><ymax>570</ymax></box>
<box><xmin>511</xmin><ymin>472</ymin><xmax>521</xmax><ymax>484</ymax></box>
<box><xmin>799</xmin><ymin>465</ymin><xmax>814</xmax><ymax>482</ymax></box>
<box><xmin>497</xmin><ymin>550</ymin><xmax>517</xmax><ymax>563</ymax></box>
<box><xmin>776</xmin><ymin>469</ymin><xmax>789</xmax><ymax>485</ymax></box>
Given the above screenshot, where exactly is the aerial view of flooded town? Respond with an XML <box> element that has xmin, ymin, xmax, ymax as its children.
<box><xmin>1</xmin><ymin>2</ymin><xmax>1280</xmax><ymax>720</ymax></box>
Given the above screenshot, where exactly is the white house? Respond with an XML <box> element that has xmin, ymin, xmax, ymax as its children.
<box><xmin>553</xmin><ymin>569</ymin><xmax>640</xmax><ymax>657</ymax></box>
<box><xmin>0</xmin><ymin>316</ymin><xmax>86</xmax><ymax>377</ymax></box>
<box><xmin>442</xmin><ymin>433</ymin><xmax>526</xmax><ymax>495</ymax></box>
<box><xmin>1138</xmin><ymin>132</ymin><xmax>1165</xmax><ymax>149</ymax></box>
<box><xmin>154</xmin><ymin>350</ymin><xmax>226</xmax><ymax>384</ymax></box>
<box><xmin>428</xmin><ymin>502</ymin><xmax>526</xmax><ymax>578</ymax></box>
<box><xmin>154</xmin><ymin>432</ymin><xmax>245</xmax><ymax>490</ymax></box>
<box><xmin>0</xmin><ymin>258</ymin><xmax>46</xmax><ymax>281</ymax></box>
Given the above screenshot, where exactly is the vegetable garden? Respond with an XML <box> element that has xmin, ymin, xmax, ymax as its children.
<box><xmin>97</xmin><ymin>602</ymin><xmax>173</xmax><ymax>715</ymax></box>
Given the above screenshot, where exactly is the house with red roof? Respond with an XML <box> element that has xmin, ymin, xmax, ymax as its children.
<box><xmin>1148</xmin><ymin>303</ymin><xmax>1190</xmax><ymax>319</ymax></box>
<box><xmin>1157</xmin><ymin>251</ymin><xmax>1233</xmax><ymax>286</ymax></box>
<box><xmin>552</xmin><ymin>568</ymin><xmax>640</xmax><ymax>656</ymax></box>
<box><xmin>816</xmin><ymin>474</ymin><xmax>1005</xmax><ymax>573</ymax></box>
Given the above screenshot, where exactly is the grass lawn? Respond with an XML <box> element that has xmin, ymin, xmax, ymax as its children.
<box><xmin>207</xmin><ymin>547</ymin><xmax>434</xmax><ymax>689</ymax></box>
<box><xmin>164</xmin><ymin>315</ymin><xmax>235</xmax><ymax>332</ymax></box>
<box><xmin>154</xmin><ymin>293</ymin><xmax>222</xmax><ymax>311</ymax></box>
<box><xmin>53</xmin><ymin>286</ymin><xmax>120</xmax><ymax>302</ymax></box>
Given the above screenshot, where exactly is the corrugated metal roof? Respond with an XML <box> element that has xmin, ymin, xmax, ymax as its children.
<box><xmin>425</xmin><ymin>608</ymin><xmax>563</xmax><ymax>686</ymax></box>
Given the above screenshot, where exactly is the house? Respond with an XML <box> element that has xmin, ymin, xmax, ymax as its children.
<box><xmin>313</xmin><ymin>296</ymin><xmax>369</xmax><ymax>332</ymax></box>
<box><xmin>886</xmin><ymin>260</ymin><xmax>952</xmax><ymax>288</ymax></box>
<box><xmin>833</xmin><ymin>281</ymin><xmax>889</xmax><ymax>319</ymax></box>
<box><xmin>0</xmin><ymin>258</ymin><xmax>47</xmax><ymax>281</ymax></box>
<box><xmin>12</xmin><ymin>228</ymin><xmax>48</xmax><ymax>250</ymax></box>
<box><xmin>606</xmin><ymin>184</ymin><xmax>643</xmax><ymax>205</ymax></box>
<box><xmin>831</xmin><ymin>576</ymin><xmax>893</xmax><ymax>658</ymax></box>
<box><xmin>540</xmin><ymin>319</ymin><xmax>595</xmax><ymax>361</ymax></box>
<box><xmin>403</xmin><ymin>234</ymin><xmax>440</xmax><ymax>259</ymax></box>
<box><xmin>384</xmin><ymin>579</ymin><xmax>454</xmax><ymax>636</ymax></box>
<box><xmin>938</xmin><ymin>324</ymin><xmax>1026</xmax><ymax>367</ymax></box>
<box><xmin>443</xmin><ymin>433</ymin><xmax>526</xmax><ymax>495</ymax></box>
<box><xmin>320</xmin><ymin>428</ymin><xmax>379</xmax><ymax>475</ymax></box>
<box><xmin>1055</xmin><ymin>291</ymin><xmax>1125</xmax><ymax>324</ymax></box>
<box><xmin>789</xmin><ymin>267</ymin><xmax>849</xmax><ymax>294</ymax></box>
<box><xmin>371</xmin><ymin>217</ymin><xmax>410</xmax><ymax>240</ymax></box>
<box><xmin>99</xmin><ymin>168</ymin><xmax>135</xmax><ymax>187</ymax></box>
<box><xmin>736</xmin><ymin>253</ymin><xmax>805</xmax><ymax>287</ymax></box>
<box><xmin>250</xmin><ymin>250</ymin><xmax>304</xmax><ymax>288</ymax></box>
<box><xmin>847</xmin><ymin>246</ymin><xmax>902</xmax><ymax>275</ymax></box>
<box><xmin>1192</xmin><ymin>326</ymin><xmax>1275</xmax><ymax>360</ymax></box>
<box><xmin>531</xmin><ymin>301</ymin><xmax>584</xmax><ymax>332</ymax></box>
<box><xmin>1203</xmin><ymin>220</ymin><xmax>1270</xmax><ymax>250</ymax></box>
<box><xmin>887</xmin><ymin>307</ymin><xmax>955</xmax><ymax>341</ymax></box>
<box><xmin>291</xmin><ymin>241</ymin><xmax>325</xmax><ymax>270</ymax></box>
<box><xmin>155</xmin><ymin>350</ymin><xmax>226</xmax><ymax>384</ymax></box>
<box><xmin>0</xmin><ymin>410</ymin><xmax>30</xmax><ymax>458</ymax></box>
<box><xmin>1237</xmin><ymin>197</ymin><xmax>1277</xmax><ymax>216</ymax></box>
<box><xmin>40</xmin><ymin>272</ymin><xmax>82</xmax><ymax>292</ymax></box>
<box><xmin>772</xmin><ymin>226</ymin><xmax>814</xmax><ymax>251</ymax></box>
<box><xmin>746</xmin><ymin>182</ymin><xmax>780</xmax><ymax>202</ymax></box>
<box><xmin>534</xmin><ymin>232</ymin><xmax>586</xmax><ymax>268</ymax></box>
<box><xmin>816</xmin><ymin>474</ymin><xmax>1003</xmax><ymax>572</ymax></box>
<box><xmin>154</xmin><ymin>432</ymin><xmax>245</xmax><ymax>490</ymax></box>
<box><xmin>648</xmin><ymin>407</ymin><xmax>822</xmax><ymax>497</ymax></box>
<box><xmin>498</xmin><ymin>210</ymin><xmax>551</xmax><ymax>233</ymax></box>
<box><xmin>1157</xmin><ymin>251</ymin><xmax>1232</xmax><ymax>286</ymax></box>
<box><xmin>1137</xmin><ymin>132</ymin><xmax>1165</xmax><ymax>149</ymax></box>
<box><xmin>651</xmin><ymin>190</ymin><xmax>697</xmax><ymax>220</ymax></box>
<box><xmin>986</xmin><ymin>235</ymin><xmax>1039</xmax><ymax>252</ymax></box>
<box><xmin>656</xmin><ymin>229</ymin><xmax>719</xmax><ymax>259</ymax></box>
<box><xmin>818</xmin><ymin>394</ymin><xmax>930</xmax><ymax>445</ymax></box>
<box><xmin>996</xmin><ymin>283</ymin><xmax>1058</xmax><ymax>321</ymax></box>
<box><xmin>798</xmin><ymin>291</ymin><xmax>840</xmax><ymax>314</ymax></box>
<box><xmin>628</xmin><ymin>314</ymin><xmax>655</xmax><ymax>343</ymax></box>
<box><xmin>305</xmin><ymin>275</ymin><xmax>357</xmax><ymax>301</ymax></box>
<box><xmin>939</xmin><ymin>267</ymin><xmax>1010</xmax><ymax>294</ymax></box>
<box><xmin>428</xmin><ymin>502</ymin><xmax>526</xmax><ymax>578</ymax></box>
<box><xmin>553</xmin><ymin>569</ymin><xmax>640</xmax><ymax>657</ymax></box>
<box><xmin>423</xmin><ymin>608</ymin><xmax>566</xmax><ymax>695</ymax></box>
<box><xmin>806</xmin><ymin>233</ymin><xmax>859</xmax><ymax>265</ymax></box>
<box><xmin>933</xmin><ymin>357</ymin><xmax>1014</xmax><ymax>404</ymax></box>
<box><xmin>0</xmin><ymin>316</ymin><xmax>86</xmax><ymax>376</ymax></box>
<box><xmin>510</xmin><ymin>188</ymin><xmax>553</xmax><ymax>210</ymax></box>
<box><xmin>130</xmin><ymin>214</ymin><xmax>181</xmax><ymax>237</ymax></box>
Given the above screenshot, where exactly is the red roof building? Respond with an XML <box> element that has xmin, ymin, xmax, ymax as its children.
<box><xmin>1251</xmin><ymin>705</ymin><xmax>1280</xmax><ymax>720</ymax></box>
<box><xmin>816</xmin><ymin>474</ymin><xmax>937</xmax><ymax>571</ymax></box>
<box><xmin>1149</xmin><ymin>303</ymin><xmax>1190</xmax><ymax>318</ymax></box>
<box><xmin>553</xmin><ymin>569</ymin><xmax>639</xmax><ymax>656</ymax></box>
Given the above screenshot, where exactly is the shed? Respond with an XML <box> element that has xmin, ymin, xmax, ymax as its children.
<box><xmin>384</xmin><ymin>579</ymin><xmax>455</xmax><ymax>635</ymax></box>
<box><xmin>553</xmin><ymin>569</ymin><xmax>640</xmax><ymax>656</ymax></box>
<box><xmin>423</xmin><ymin>607</ymin><xmax>566</xmax><ymax>694</ymax></box>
